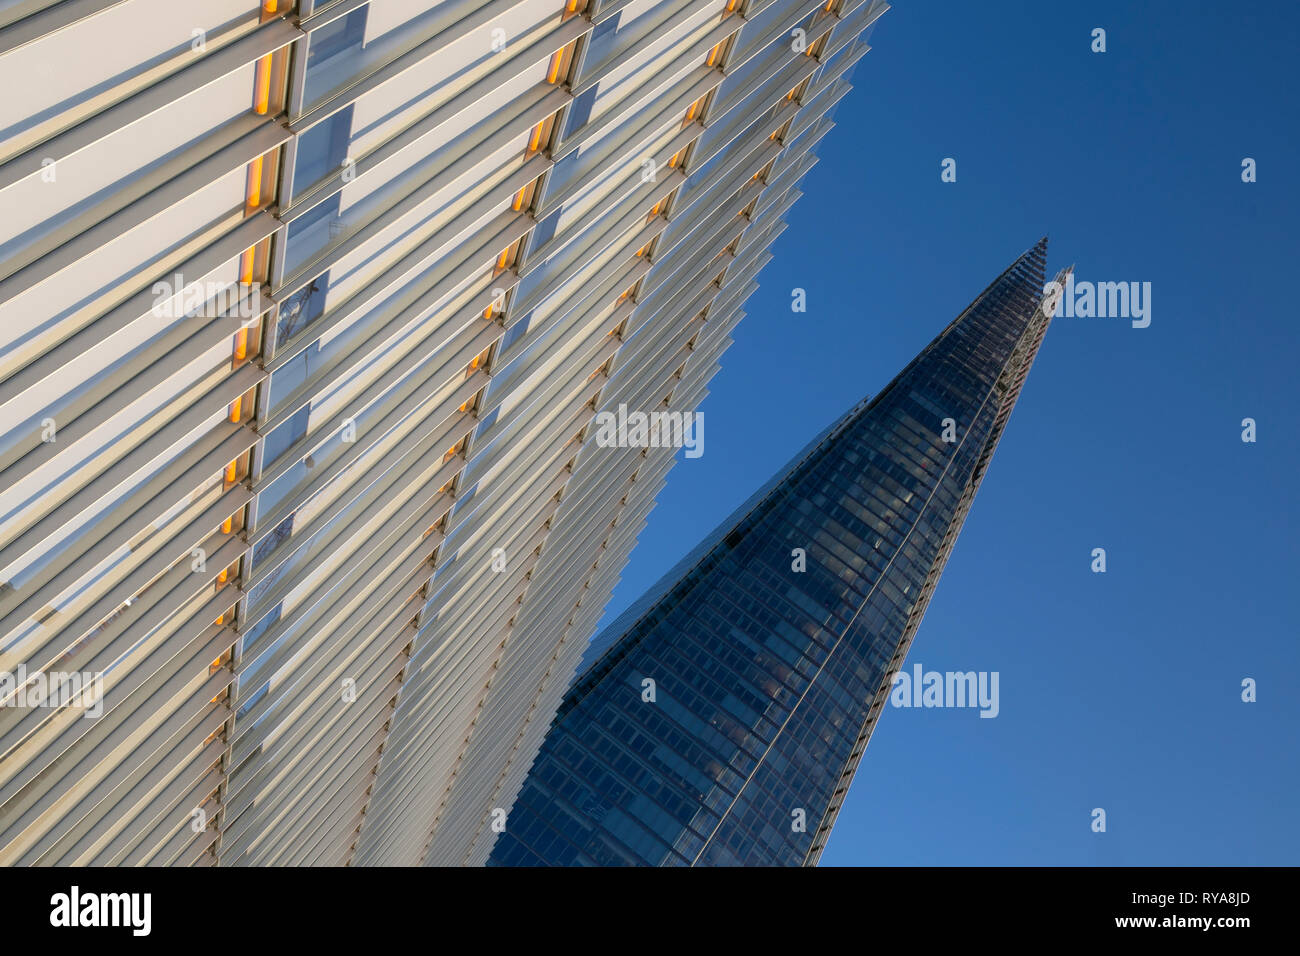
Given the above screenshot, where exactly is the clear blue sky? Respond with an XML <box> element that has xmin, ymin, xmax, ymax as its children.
<box><xmin>593</xmin><ymin>1</ymin><xmax>1300</xmax><ymax>865</ymax></box>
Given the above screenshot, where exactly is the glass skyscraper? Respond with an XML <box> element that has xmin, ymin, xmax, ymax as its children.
<box><xmin>0</xmin><ymin>0</ymin><xmax>888</xmax><ymax>865</ymax></box>
<box><xmin>488</xmin><ymin>240</ymin><xmax>1067</xmax><ymax>866</ymax></box>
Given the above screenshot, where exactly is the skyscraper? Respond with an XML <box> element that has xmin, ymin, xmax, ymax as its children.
<box><xmin>0</xmin><ymin>0</ymin><xmax>888</xmax><ymax>865</ymax></box>
<box><xmin>487</xmin><ymin>240</ymin><xmax>1067</xmax><ymax>866</ymax></box>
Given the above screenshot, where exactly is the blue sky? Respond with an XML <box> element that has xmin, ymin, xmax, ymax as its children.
<box><xmin>593</xmin><ymin>1</ymin><xmax>1300</xmax><ymax>864</ymax></box>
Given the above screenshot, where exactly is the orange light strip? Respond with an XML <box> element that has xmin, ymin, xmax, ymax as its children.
<box><xmin>686</xmin><ymin>100</ymin><xmax>699</xmax><ymax>121</ymax></box>
<box><xmin>528</xmin><ymin>121</ymin><xmax>545</xmax><ymax>152</ymax></box>
<box><xmin>547</xmin><ymin>50</ymin><xmax>563</xmax><ymax>83</ymax></box>
<box><xmin>222</xmin><ymin>515</ymin><xmax>234</xmax><ymax>534</ymax></box>
<box><xmin>246</xmin><ymin>154</ymin><xmax>265</xmax><ymax>210</ymax></box>
<box><xmin>496</xmin><ymin>248</ymin><xmax>510</xmax><ymax>270</ymax></box>
<box><xmin>229</xmin><ymin>396</ymin><xmax>242</xmax><ymax>423</ymax></box>
<box><xmin>566</xmin><ymin>0</ymin><xmax>579</xmax><ymax>10</ymax></box>
<box><xmin>253</xmin><ymin>54</ymin><xmax>273</xmax><ymax>114</ymax></box>
<box><xmin>512</xmin><ymin>187</ymin><xmax>527</xmax><ymax>211</ymax></box>
<box><xmin>224</xmin><ymin>460</ymin><xmax>238</xmax><ymax>484</ymax></box>
<box><xmin>234</xmin><ymin>326</ymin><xmax>249</xmax><ymax>361</ymax></box>
<box><xmin>706</xmin><ymin>43</ymin><xmax>722</xmax><ymax>66</ymax></box>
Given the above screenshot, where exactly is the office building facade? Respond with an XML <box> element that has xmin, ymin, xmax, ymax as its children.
<box><xmin>0</xmin><ymin>0</ymin><xmax>888</xmax><ymax>865</ymax></box>
<box><xmin>488</xmin><ymin>241</ymin><xmax>1065</xmax><ymax>866</ymax></box>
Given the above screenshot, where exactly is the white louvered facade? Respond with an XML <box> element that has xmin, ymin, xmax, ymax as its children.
<box><xmin>0</xmin><ymin>0</ymin><xmax>886</xmax><ymax>865</ymax></box>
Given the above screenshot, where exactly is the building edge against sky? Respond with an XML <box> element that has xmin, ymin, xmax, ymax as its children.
<box><xmin>0</xmin><ymin>0</ymin><xmax>888</xmax><ymax>865</ymax></box>
<box><xmin>487</xmin><ymin>240</ymin><xmax>1067</xmax><ymax>866</ymax></box>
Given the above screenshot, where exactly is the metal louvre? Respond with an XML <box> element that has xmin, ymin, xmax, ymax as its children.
<box><xmin>0</xmin><ymin>0</ymin><xmax>882</xmax><ymax>866</ymax></box>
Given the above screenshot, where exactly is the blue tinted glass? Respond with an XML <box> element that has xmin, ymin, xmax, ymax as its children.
<box><xmin>292</xmin><ymin>106</ymin><xmax>354</xmax><ymax>198</ymax></box>
<box><xmin>256</xmin><ymin>458</ymin><xmax>310</xmax><ymax>532</ymax></box>
<box><xmin>500</xmin><ymin>310</ymin><xmax>533</xmax><ymax>354</ymax></box>
<box><xmin>303</xmin><ymin>8</ymin><xmax>368</xmax><ymax>103</ymax></box>
<box><xmin>277</xmin><ymin>272</ymin><xmax>329</xmax><ymax>345</ymax></box>
<box><xmin>474</xmin><ymin>405</ymin><xmax>500</xmax><ymax>439</ymax></box>
<box><xmin>563</xmin><ymin>85</ymin><xmax>599</xmax><ymax>138</ymax></box>
<box><xmin>262</xmin><ymin>404</ymin><xmax>312</xmax><ymax>469</ymax></box>
<box><xmin>283</xmin><ymin>193</ymin><xmax>343</xmax><ymax>278</ymax></box>
<box><xmin>450</xmin><ymin>482</ymin><xmax>478</xmax><ymax>518</ymax></box>
<box><xmin>236</xmin><ymin>680</ymin><xmax>268</xmax><ymax>720</ymax></box>
<box><xmin>241</xmin><ymin>602</ymin><xmax>283</xmax><ymax>658</ymax></box>
<box><xmin>547</xmin><ymin>149</ymin><xmax>582</xmax><ymax>195</ymax></box>
<box><xmin>583</xmin><ymin>12</ymin><xmax>622</xmax><ymax>72</ymax></box>
<box><xmin>529</xmin><ymin>209</ymin><xmax>561</xmax><ymax>257</ymax></box>
<box><xmin>268</xmin><ymin>344</ymin><xmax>315</xmax><ymax>411</ymax></box>
<box><xmin>253</xmin><ymin>513</ymin><xmax>295</xmax><ymax>568</ymax></box>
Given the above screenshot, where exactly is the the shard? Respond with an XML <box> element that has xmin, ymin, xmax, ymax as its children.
<box><xmin>487</xmin><ymin>239</ymin><xmax>1067</xmax><ymax>865</ymax></box>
